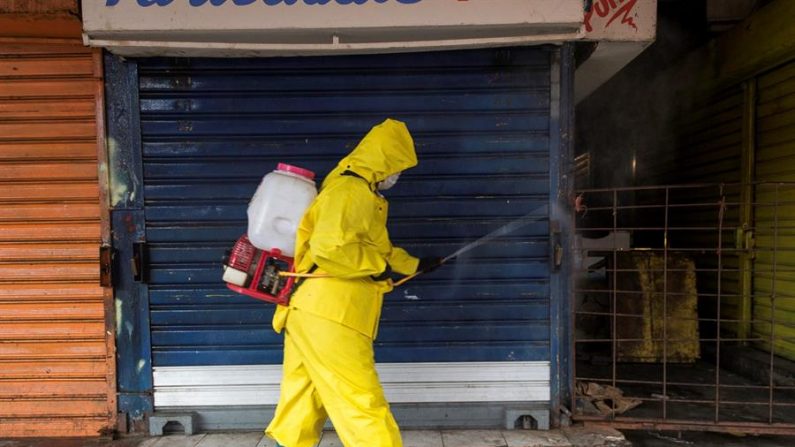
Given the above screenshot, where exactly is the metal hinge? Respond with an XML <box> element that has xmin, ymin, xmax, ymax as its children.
<box><xmin>736</xmin><ymin>227</ymin><xmax>756</xmax><ymax>257</ymax></box>
<box><xmin>100</xmin><ymin>245</ymin><xmax>115</xmax><ymax>288</ymax></box>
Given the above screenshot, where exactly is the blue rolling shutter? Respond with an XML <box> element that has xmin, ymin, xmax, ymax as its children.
<box><xmin>138</xmin><ymin>47</ymin><xmax>551</xmax><ymax>368</ymax></box>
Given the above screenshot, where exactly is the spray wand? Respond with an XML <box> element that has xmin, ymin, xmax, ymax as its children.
<box><xmin>280</xmin><ymin>204</ymin><xmax>548</xmax><ymax>287</ymax></box>
<box><xmin>393</xmin><ymin>205</ymin><xmax>547</xmax><ymax>286</ymax></box>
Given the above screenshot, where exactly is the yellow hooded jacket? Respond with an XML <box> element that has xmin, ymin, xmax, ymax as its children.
<box><xmin>273</xmin><ymin>119</ymin><xmax>420</xmax><ymax>339</ymax></box>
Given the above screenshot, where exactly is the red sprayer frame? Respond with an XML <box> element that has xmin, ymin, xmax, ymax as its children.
<box><xmin>223</xmin><ymin>235</ymin><xmax>297</xmax><ymax>305</ymax></box>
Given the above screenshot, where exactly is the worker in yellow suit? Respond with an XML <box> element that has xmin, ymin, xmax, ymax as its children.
<box><xmin>265</xmin><ymin>119</ymin><xmax>444</xmax><ymax>447</ymax></box>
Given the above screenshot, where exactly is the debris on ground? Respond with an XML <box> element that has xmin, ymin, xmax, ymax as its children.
<box><xmin>563</xmin><ymin>426</ymin><xmax>631</xmax><ymax>447</ymax></box>
<box><xmin>575</xmin><ymin>381</ymin><xmax>643</xmax><ymax>416</ymax></box>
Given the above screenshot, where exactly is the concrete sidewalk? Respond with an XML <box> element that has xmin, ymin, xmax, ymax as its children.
<box><xmin>6</xmin><ymin>428</ymin><xmax>795</xmax><ymax>446</ymax></box>
<box><xmin>134</xmin><ymin>428</ymin><xmax>627</xmax><ymax>447</ymax></box>
<box><xmin>0</xmin><ymin>427</ymin><xmax>629</xmax><ymax>447</ymax></box>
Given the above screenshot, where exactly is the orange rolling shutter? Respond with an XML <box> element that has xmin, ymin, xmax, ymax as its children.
<box><xmin>0</xmin><ymin>42</ymin><xmax>115</xmax><ymax>437</ymax></box>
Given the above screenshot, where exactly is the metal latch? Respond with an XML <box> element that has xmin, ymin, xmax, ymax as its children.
<box><xmin>131</xmin><ymin>241</ymin><xmax>148</xmax><ymax>283</ymax></box>
<box><xmin>551</xmin><ymin>221</ymin><xmax>563</xmax><ymax>271</ymax></box>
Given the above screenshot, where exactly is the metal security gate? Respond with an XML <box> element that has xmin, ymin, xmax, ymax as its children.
<box><xmin>570</xmin><ymin>55</ymin><xmax>795</xmax><ymax>436</ymax></box>
<box><xmin>109</xmin><ymin>46</ymin><xmax>570</xmax><ymax>429</ymax></box>
<box><xmin>0</xmin><ymin>43</ymin><xmax>115</xmax><ymax>437</ymax></box>
<box><xmin>571</xmin><ymin>183</ymin><xmax>795</xmax><ymax>435</ymax></box>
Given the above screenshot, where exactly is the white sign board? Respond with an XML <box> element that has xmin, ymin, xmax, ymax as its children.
<box><xmin>82</xmin><ymin>0</ymin><xmax>586</xmax><ymax>56</ymax></box>
<box><xmin>82</xmin><ymin>0</ymin><xmax>655</xmax><ymax>56</ymax></box>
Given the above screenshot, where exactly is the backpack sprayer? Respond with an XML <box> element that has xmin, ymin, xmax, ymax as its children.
<box><xmin>222</xmin><ymin>163</ymin><xmax>317</xmax><ymax>305</ymax></box>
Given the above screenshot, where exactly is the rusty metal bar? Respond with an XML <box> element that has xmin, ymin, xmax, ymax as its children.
<box><xmin>578</xmin><ymin>248</ymin><xmax>748</xmax><ymax>254</ymax></box>
<box><xmin>578</xmin><ymin>272</ymin><xmax>748</xmax><ymax>279</ymax></box>
<box><xmin>576</xmin><ymin>333</ymin><xmax>795</xmax><ymax>340</ymax></box>
<box><xmin>576</xmin><ymin>181</ymin><xmax>795</xmax><ymax>194</ymax></box>
<box><xmin>611</xmin><ymin>188</ymin><xmax>618</xmax><ymax>421</ymax></box>
<box><xmin>584</xmin><ymin>199</ymin><xmax>795</xmax><ymax>212</ymax></box>
<box><xmin>584</xmin><ymin>202</ymin><xmax>743</xmax><ymax>212</ymax></box>
<box><xmin>575</xmin><ymin>289</ymin><xmax>746</xmax><ymax>298</ymax></box>
<box><xmin>579</xmin><ymin>227</ymin><xmax>737</xmax><ymax>231</ymax></box>
<box><xmin>580</xmin><ymin>400</ymin><xmax>795</xmax><ymax>409</ymax></box>
<box><xmin>715</xmin><ymin>187</ymin><xmax>725</xmax><ymax>422</ymax></box>
<box><xmin>663</xmin><ymin>187</ymin><xmax>670</xmax><ymax>421</ymax></box>
<box><xmin>768</xmin><ymin>184</ymin><xmax>780</xmax><ymax>423</ymax></box>
<box><xmin>582</xmin><ymin>420</ymin><xmax>795</xmax><ymax>436</ymax></box>
<box><xmin>574</xmin><ymin>288</ymin><xmax>795</xmax><ymax>300</ymax></box>
<box><xmin>575</xmin><ymin>377</ymin><xmax>795</xmax><ymax>390</ymax></box>
<box><xmin>578</xmin><ymin>267</ymin><xmax>747</xmax><ymax>274</ymax></box>
<box><xmin>574</xmin><ymin>310</ymin><xmax>761</xmax><ymax>322</ymax></box>
<box><xmin>575</xmin><ymin>337</ymin><xmax>780</xmax><ymax>343</ymax></box>
<box><xmin>577</xmin><ymin>183</ymin><xmax>735</xmax><ymax>193</ymax></box>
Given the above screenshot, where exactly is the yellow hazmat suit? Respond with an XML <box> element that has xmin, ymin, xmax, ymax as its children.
<box><xmin>266</xmin><ymin>119</ymin><xmax>420</xmax><ymax>447</ymax></box>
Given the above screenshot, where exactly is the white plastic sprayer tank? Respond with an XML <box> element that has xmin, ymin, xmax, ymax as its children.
<box><xmin>247</xmin><ymin>163</ymin><xmax>317</xmax><ymax>256</ymax></box>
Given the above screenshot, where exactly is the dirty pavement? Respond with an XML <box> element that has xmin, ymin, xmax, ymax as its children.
<box><xmin>3</xmin><ymin>426</ymin><xmax>795</xmax><ymax>447</ymax></box>
<box><xmin>1</xmin><ymin>427</ymin><xmax>627</xmax><ymax>447</ymax></box>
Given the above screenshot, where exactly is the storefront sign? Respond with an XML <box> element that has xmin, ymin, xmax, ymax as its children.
<box><xmin>83</xmin><ymin>0</ymin><xmax>654</xmax><ymax>56</ymax></box>
<box><xmin>82</xmin><ymin>0</ymin><xmax>587</xmax><ymax>56</ymax></box>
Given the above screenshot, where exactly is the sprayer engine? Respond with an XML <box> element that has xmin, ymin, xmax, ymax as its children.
<box><xmin>222</xmin><ymin>234</ymin><xmax>296</xmax><ymax>305</ymax></box>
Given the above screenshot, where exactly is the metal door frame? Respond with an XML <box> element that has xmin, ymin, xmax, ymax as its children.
<box><xmin>106</xmin><ymin>44</ymin><xmax>575</xmax><ymax>429</ymax></box>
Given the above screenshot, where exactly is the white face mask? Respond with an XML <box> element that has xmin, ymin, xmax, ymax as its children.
<box><xmin>377</xmin><ymin>173</ymin><xmax>400</xmax><ymax>190</ymax></box>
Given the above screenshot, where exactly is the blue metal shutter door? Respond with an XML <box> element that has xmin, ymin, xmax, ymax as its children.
<box><xmin>136</xmin><ymin>48</ymin><xmax>554</xmax><ymax>418</ymax></box>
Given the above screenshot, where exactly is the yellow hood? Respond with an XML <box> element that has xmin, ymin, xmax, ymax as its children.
<box><xmin>324</xmin><ymin>118</ymin><xmax>417</xmax><ymax>188</ymax></box>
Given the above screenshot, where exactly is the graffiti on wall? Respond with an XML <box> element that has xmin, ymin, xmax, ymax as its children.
<box><xmin>584</xmin><ymin>0</ymin><xmax>638</xmax><ymax>32</ymax></box>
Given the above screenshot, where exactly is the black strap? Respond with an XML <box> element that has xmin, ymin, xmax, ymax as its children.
<box><xmin>292</xmin><ymin>263</ymin><xmax>318</xmax><ymax>293</ymax></box>
<box><xmin>341</xmin><ymin>169</ymin><xmax>367</xmax><ymax>181</ymax></box>
<box><xmin>341</xmin><ymin>169</ymin><xmax>382</xmax><ymax>195</ymax></box>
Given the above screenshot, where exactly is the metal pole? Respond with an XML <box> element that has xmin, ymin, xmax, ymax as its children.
<box><xmin>768</xmin><ymin>184</ymin><xmax>780</xmax><ymax>423</ymax></box>
<box><xmin>714</xmin><ymin>185</ymin><xmax>726</xmax><ymax>423</ymax></box>
<box><xmin>663</xmin><ymin>187</ymin><xmax>669</xmax><ymax>420</ymax></box>
<box><xmin>612</xmin><ymin>189</ymin><xmax>618</xmax><ymax>421</ymax></box>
